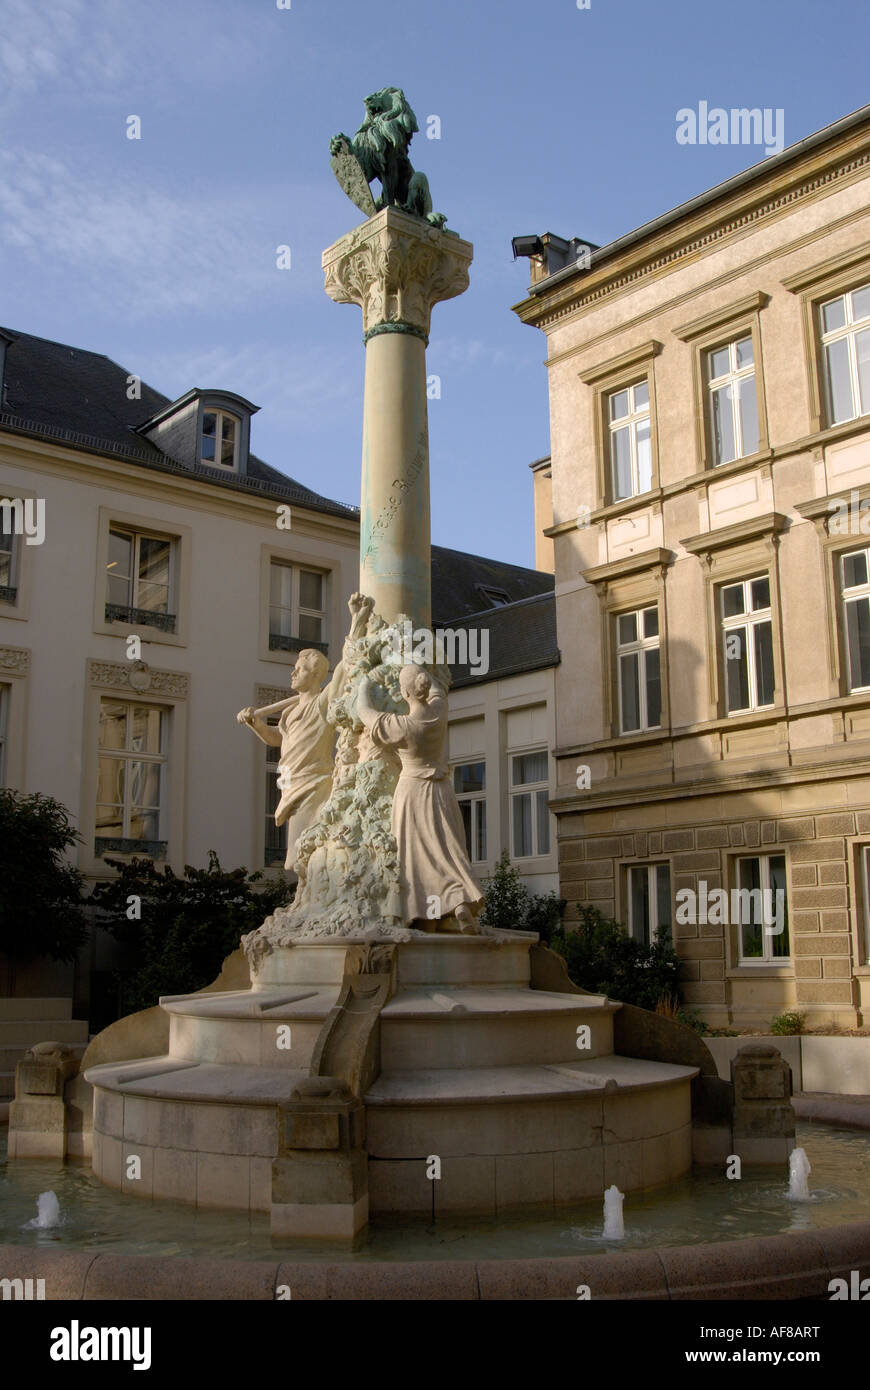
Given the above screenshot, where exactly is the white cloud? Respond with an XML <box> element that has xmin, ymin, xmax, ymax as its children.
<box><xmin>0</xmin><ymin>150</ymin><xmax>309</xmax><ymax>317</ymax></box>
<box><xmin>0</xmin><ymin>0</ymin><xmax>126</xmax><ymax>100</ymax></box>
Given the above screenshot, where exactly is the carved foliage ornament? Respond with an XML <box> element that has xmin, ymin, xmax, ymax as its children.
<box><xmin>87</xmin><ymin>659</ymin><xmax>190</xmax><ymax>698</ymax></box>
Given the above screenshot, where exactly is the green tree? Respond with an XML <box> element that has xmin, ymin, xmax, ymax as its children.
<box><xmin>89</xmin><ymin>852</ymin><xmax>295</xmax><ymax>1014</ymax></box>
<box><xmin>0</xmin><ymin>790</ymin><xmax>88</xmax><ymax>994</ymax></box>
<box><xmin>480</xmin><ymin>849</ymin><xmax>566</xmax><ymax>937</ymax></box>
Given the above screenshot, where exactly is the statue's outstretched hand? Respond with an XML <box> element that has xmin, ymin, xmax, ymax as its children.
<box><xmin>236</xmin><ymin>707</ymin><xmax>256</xmax><ymax>726</ymax></box>
<box><xmin>348</xmin><ymin>592</ymin><xmax>374</xmax><ymax>617</ymax></box>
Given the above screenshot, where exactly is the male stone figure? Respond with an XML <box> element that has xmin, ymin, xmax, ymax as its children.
<box><xmin>237</xmin><ymin>593</ymin><xmax>374</xmax><ymax>871</ymax></box>
<box><xmin>356</xmin><ymin>663</ymin><xmax>483</xmax><ymax>933</ymax></box>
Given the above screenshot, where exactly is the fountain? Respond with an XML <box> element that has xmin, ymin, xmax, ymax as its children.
<box><xmin>23</xmin><ymin>1191</ymin><xmax>61</xmax><ymax>1230</ymax></box>
<box><xmin>602</xmin><ymin>1185</ymin><xmax>625</xmax><ymax>1240</ymax></box>
<box><xmin>788</xmin><ymin>1147</ymin><xmax>812</xmax><ymax>1201</ymax></box>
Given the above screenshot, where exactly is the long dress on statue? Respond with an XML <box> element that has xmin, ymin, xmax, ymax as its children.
<box><xmin>370</xmin><ymin>691</ymin><xmax>484</xmax><ymax>923</ymax></box>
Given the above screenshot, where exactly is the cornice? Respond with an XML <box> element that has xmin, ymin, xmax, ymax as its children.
<box><xmin>582</xmin><ymin>547</ymin><xmax>675</xmax><ymax>587</ymax></box>
<box><xmin>681</xmin><ymin>511</ymin><xmax>789</xmax><ymax>557</ymax></box>
<box><xmin>515</xmin><ymin>138</ymin><xmax>870</xmax><ymax>334</ymax></box>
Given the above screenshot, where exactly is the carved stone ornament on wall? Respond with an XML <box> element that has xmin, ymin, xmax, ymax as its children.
<box><xmin>0</xmin><ymin>645</ymin><xmax>30</xmax><ymax>675</ymax></box>
<box><xmin>323</xmin><ymin>207</ymin><xmax>472</xmax><ymax>341</ymax></box>
<box><xmin>87</xmin><ymin>659</ymin><xmax>190</xmax><ymax>699</ymax></box>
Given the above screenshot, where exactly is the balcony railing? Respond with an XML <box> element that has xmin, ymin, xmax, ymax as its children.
<box><xmin>105</xmin><ymin>604</ymin><xmax>177</xmax><ymax>633</ymax></box>
<box><xmin>268</xmin><ymin>632</ymin><xmax>328</xmax><ymax>654</ymax></box>
<box><xmin>95</xmin><ymin>837</ymin><xmax>168</xmax><ymax>860</ymax></box>
<box><xmin>0</xmin><ymin>586</ymin><xmax>17</xmax><ymax>603</ymax></box>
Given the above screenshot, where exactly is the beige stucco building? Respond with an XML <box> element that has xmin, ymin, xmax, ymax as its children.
<box><xmin>0</xmin><ymin>329</ymin><xmax>557</xmax><ymax>1033</ymax></box>
<box><xmin>514</xmin><ymin>104</ymin><xmax>870</xmax><ymax>1028</ymax></box>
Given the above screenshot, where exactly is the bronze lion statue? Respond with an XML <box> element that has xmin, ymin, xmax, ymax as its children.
<box><xmin>330</xmin><ymin>87</ymin><xmax>447</xmax><ymax>228</ymax></box>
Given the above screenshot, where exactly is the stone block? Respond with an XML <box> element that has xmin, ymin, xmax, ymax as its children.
<box><xmin>662</xmin><ymin>830</ymin><xmax>693</xmax><ymax>851</ymax></box>
<box><xmin>728</xmin><ymin>824</ymin><xmax>745</xmax><ymax>846</ymax></box>
<box><xmin>794</xmin><ymin>933</ymin><xmax>849</xmax><ymax>955</ymax></box>
<box><xmin>152</xmin><ymin>1146</ymin><xmax>197</xmax><ymax>1203</ymax></box>
<box><xmin>196</xmin><ymin>1153</ymin><xmax>251</xmax><ymax>1209</ymax></box>
<box><xmin>816</xmin><ymin>812</ymin><xmax>855</xmax><ymax>836</ymax></box>
<box><xmin>790</xmin><ymin>865</ymin><xmax>817</xmax><ymax>887</ymax></box>
<box><xmin>437</xmin><ymin>1155</ymin><xmax>497</xmax><ymax>1215</ymax></box>
<box><xmin>744</xmin><ymin>822</ymin><xmax>760</xmax><ymax>847</ymax></box>
<box><xmin>761</xmin><ymin>820</ymin><xmax>776</xmax><ymax>843</ymax></box>
<box><xmin>672</xmin><ymin>851</ymin><xmax>722</xmax><ymax>871</ymax></box>
<box><xmin>649</xmin><ymin>833</ymin><xmax>662</xmax><ymax>853</ymax></box>
<box><xmin>776</xmin><ymin>817</ymin><xmax>814</xmax><ymax>841</ymax></box>
<box><xmin>819</xmin><ymin>861</ymin><xmax>847</xmax><ymax>885</ymax></box>
<box><xmin>691</xmin><ymin>1126</ymin><xmax>732</xmax><ymax>1165</ymax></box>
<box><xmin>696</xmin><ymin>826</ymin><xmax>729</xmax><ymax>848</ymax></box>
<box><xmin>790</xmin><ymin>886</ymin><xmax>848</xmax><ymax>910</ymax></box>
<box><xmin>795</xmin><ymin>958</ymin><xmax>821</xmax><ymax>978</ymax></box>
<box><xmin>495</xmin><ymin>1152</ymin><xmax>554</xmax><ymax>1211</ymax></box>
<box><xmin>790</xmin><ymin>838</ymin><xmax>845</xmax><ymax>862</ymax></box>
<box><xmin>820</xmin><ymin>910</ymin><xmax>850</xmax><ymax>932</ymax></box>
<box><xmin>553</xmin><ymin>1146</ymin><xmax>605</xmax><ymax>1203</ymax></box>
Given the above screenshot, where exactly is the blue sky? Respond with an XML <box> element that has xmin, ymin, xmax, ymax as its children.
<box><xmin>1</xmin><ymin>0</ymin><xmax>868</xmax><ymax>568</ymax></box>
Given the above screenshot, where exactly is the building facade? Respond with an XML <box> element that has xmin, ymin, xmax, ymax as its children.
<box><xmin>0</xmin><ymin>328</ymin><xmax>557</xmax><ymax>1018</ymax></box>
<box><xmin>514</xmin><ymin>105</ymin><xmax>870</xmax><ymax>1028</ymax></box>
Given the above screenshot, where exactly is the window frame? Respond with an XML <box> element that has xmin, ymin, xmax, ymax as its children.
<box><xmin>719</xmin><ymin>574</ymin><xmax>776</xmax><ymax>716</ymax></box>
<box><xmin>0</xmin><ymin>481</ymin><xmax>39</xmax><ymax>622</ymax></box>
<box><xmin>578</xmin><ymin>340</ymin><xmax>663</xmax><ymax>509</ymax></box>
<box><xmin>818</xmin><ymin>281</ymin><xmax>870</xmax><ymax>427</ymax></box>
<box><xmin>734</xmin><ymin>852</ymin><xmax>790</xmax><ymax>965</ymax></box>
<box><xmin>452</xmin><ymin>759</ymin><xmax>487</xmax><ymax>864</ymax></box>
<box><xmin>509</xmin><ymin>746</ymin><xmax>551</xmax><ymax>861</ymax></box>
<box><xmin>625</xmin><ymin>861</ymin><xmax>672</xmax><ymax>946</ymax></box>
<box><xmin>783</xmin><ymin>245</ymin><xmax>870</xmax><ymax>436</ymax></box>
<box><xmin>615</xmin><ymin>602</ymin><xmax>662</xmax><ymax>735</ymax></box>
<box><xmin>105</xmin><ymin>523</ymin><xmax>177</xmax><ymax>633</ymax></box>
<box><xmin>93</xmin><ymin>507</ymin><xmax>191</xmax><ymax>647</ymax></box>
<box><xmin>267</xmin><ymin>559</ymin><xmax>329</xmax><ymax>655</ymax></box>
<box><xmin>606</xmin><ymin>378</ymin><xmax>652</xmax><ymax>502</ymax></box>
<box><xmin>706</xmin><ymin>334</ymin><xmax>761</xmax><ymax>467</ymax></box>
<box><xmin>259</xmin><ymin>545</ymin><xmax>335</xmax><ymax>667</ymax></box>
<box><xmin>839</xmin><ymin>544</ymin><xmax>870</xmax><ymax>694</ymax></box>
<box><xmin>95</xmin><ymin>697</ymin><xmax>169</xmax><ymax>853</ymax></box>
<box><xmin>199</xmin><ymin>408</ymin><xmax>241</xmax><ymax>470</ymax></box>
<box><xmin>673</xmin><ymin>292</ymin><xmax>770</xmax><ymax>474</ymax></box>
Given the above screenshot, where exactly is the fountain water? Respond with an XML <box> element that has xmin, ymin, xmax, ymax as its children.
<box><xmin>23</xmin><ymin>1191</ymin><xmax>61</xmax><ymax>1229</ymax></box>
<box><xmin>788</xmin><ymin>1146</ymin><xmax>812</xmax><ymax>1201</ymax></box>
<box><xmin>602</xmin><ymin>1185</ymin><xmax>625</xmax><ymax>1239</ymax></box>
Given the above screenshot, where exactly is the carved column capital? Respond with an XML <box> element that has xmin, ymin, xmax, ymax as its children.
<box><xmin>322</xmin><ymin>207</ymin><xmax>473</xmax><ymax>342</ymax></box>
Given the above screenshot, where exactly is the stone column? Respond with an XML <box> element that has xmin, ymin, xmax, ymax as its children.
<box><xmin>323</xmin><ymin>207</ymin><xmax>472</xmax><ymax>630</ymax></box>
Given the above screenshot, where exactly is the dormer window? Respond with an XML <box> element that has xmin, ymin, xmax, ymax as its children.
<box><xmin>477</xmin><ymin>584</ymin><xmax>510</xmax><ymax>609</ymax></box>
<box><xmin>201</xmin><ymin>410</ymin><xmax>239</xmax><ymax>469</ymax></box>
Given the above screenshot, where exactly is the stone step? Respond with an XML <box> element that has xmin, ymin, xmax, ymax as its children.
<box><xmin>378</xmin><ymin>987</ymin><xmax>618</xmax><ymax>1068</ymax></box>
<box><xmin>161</xmin><ymin>987</ymin><xmax>339</xmax><ymax>1069</ymax></box>
<box><xmin>0</xmin><ymin>1019</ymin><xmax>89</xmax><ymax>1045</ymax></box>
<box><xmin>0</xmin><ymin>997</ymin><xmax>74</xmax><ymax>1021</ymax></box>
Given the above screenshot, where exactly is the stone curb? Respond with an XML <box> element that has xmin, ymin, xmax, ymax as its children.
<box><xmin>1</xmin><ymin>1220</ymin><xmax>868</xmax><ymax>1300</ymax></box>
<box><xmin>793</xmin><ymin>1093</ymin><xmax>870</xmax><ymax>1131</ymax></box>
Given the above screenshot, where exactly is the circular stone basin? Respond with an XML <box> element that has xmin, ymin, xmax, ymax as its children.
<box><xmin>2</xmin><ymin>1122</ymin><xmax>869</xmax><ymax>1265</ymax></box>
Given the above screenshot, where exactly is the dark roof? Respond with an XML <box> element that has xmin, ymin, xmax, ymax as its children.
<box><xmin>431</xmin><ymin>543</ymin><xmax>554</xmax><ymax>624</ymax></box>
<box><xmin>442</xmin><ymin>591</ymin><xmax>559</xmax><ymax>688</ymax></box>
<box><xmin>0</xmin><ymin>327</ymin><xmax>357</xmax><ymax>519</ymax></box>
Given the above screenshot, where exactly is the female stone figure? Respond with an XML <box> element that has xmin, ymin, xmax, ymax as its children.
<box><xmin>356</xmin><ymin>664</ymin><xmax>483</xmax><ymax>933</ymax></box>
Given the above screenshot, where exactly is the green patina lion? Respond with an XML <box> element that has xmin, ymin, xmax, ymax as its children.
<box><xmin>330</xmin><ymin>87</ymin><xmax>447</xmax><ymax>228</ymax></box>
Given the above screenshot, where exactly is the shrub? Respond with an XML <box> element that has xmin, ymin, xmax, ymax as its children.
<box><xmin>0</xmin><ymin>790</ymin><xmax>88</xmax><ymax>992</ymax></box>
<box><xmin>89</xmin><ymin>851</ymin><xmax>294</xmax><ymax>1015</ymax></box>
<box><xmin>770</xmin><ymin>1010</ymin><xmax>805</xmax><ymax>1036</ymax></box>
<box><xmin>547</xmin><ymin>904</ymin><xmax>683</xmax><ymax>1012</ymax></box>
<box><xmin>655</xmin><ymin>991</ymin><xmax>710</xmax><ymax>1035</ymax></box>
<box><xmin>480</xmin><ymin>850</ymin><xmax>566</xmax><ymax>938</ymax></box>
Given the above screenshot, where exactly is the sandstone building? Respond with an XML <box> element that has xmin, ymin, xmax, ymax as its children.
<box><xmin>514</xmin><ymin>104</ymin><xmax>870</xmax><ymax>1028</ymax></box>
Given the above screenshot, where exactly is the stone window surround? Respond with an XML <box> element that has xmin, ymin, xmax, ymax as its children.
<box><xmin>255</xmin><ymin>682</ymin><xmax>290</xmax><ymax>875</ymax></box>
<box><xmin>783</xmin><ymin>242</ymin><xmax>870</xmax><ymax>435</ymax></box>
<box><xmin>0</xmin><ymin>476</ymin><xmax>39</xmax><ymax>622</ymax></box>
<box><xmin>582</xmin><ymin>547</ymin><xmax>674</xmax><ymax>741</ymax></box>
<box><xmin>0</xmin><ymin>644</ymin><xmax>29</xmax><ymax>789</ymax></box>
<box><xmin>92</xmin><ymin>506</ymin><xmax>191</xmax><ymax>648</ymax></box>
<box><xmin>257</xmin><ymin>543</ymin><xmax>334</xmax><ymax>668</ymax></box>
<box><xmin>681</xmin><ymin>513</ymin><xmax>789</xmax><ymax>723</ymax></box>
<box><xmin>847</xmin><ymin>835</ymin><xmax>870</xmax><ymax>971</ymax></box>
<box><xmin>82</xmin><ymin>658</ymin><xmax>189</xmax><ymax>878</ymax></box>
<box><xmin>620</xmin><ymin>859</ymin><xmax>672</xmax><ymax>945</ymax></box>
<box><xmin>796</xmin><ymin>485</ymin><xmax>870</xmax><ymax>699</ymax></box>
<box><xmin>578</xmin><ymin>339</ymin><xmax>663</xmax><ymax>511</ymax></box>
<box><xmin>721</xmin><ymin>847</ymin><xmax>794</xmax><ymax>975</ymax></box>
<box><xmin>672</xmin><ymin>290</ymin><xmax>771</xmax><ymax>475</ymax></box>
<box><xmin>508</xmin><ymin>744</ymin><xmax>552</xmax><ymax>862</ymax></box>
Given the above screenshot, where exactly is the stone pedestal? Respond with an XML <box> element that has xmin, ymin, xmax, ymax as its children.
<box><xmin>323</xmin><ymin>208</ymin><xmax>473</xmax><ymax>630</ymax></box>
<box><xmin>731</xmin><ymin>1043</ymin><xmax>796</xmax><ymax>1164</ymax></box>
<box><xmin>271</xmin><ymin>1079</ymin><xmax>368</xmax><ymax>1242</ymax></box>
<box><xmin>8</xmin><ymin>1043</ymin><xmax>79</xmax><ymax>1159</ymax></box>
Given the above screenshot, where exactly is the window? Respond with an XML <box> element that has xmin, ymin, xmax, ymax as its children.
<box><xmin>860</xmin><ymin>846</ymin><xmax>870</xmax><ymax>965</ymax></box>
<box><xmin>841</xmin><ymin>547</ymin><xmax>870</xmax><ymax>691</ymax></box>
<box><xmin>616</xmin><ymin>605</ymin><xmax>661</xmax><ymax>733</ymax></box>
<box><xmin>0</xmin><ymin>514</ymin><xmax>16</xmax><ymax>602</ymax></box>
<box><xmin>106</xmin><ymin>526</ymin><xmax>175</xmax><ymax>632</ymax></box>
<box><xmin>476</xmin><ymin>584</ymin><xmax>510</xmax><ymax>609</ymax></box>
<box><xmin>627</xmin><ymin>863</ymin><xmax>671</xmax><ymax>945</ymax></box>
<box><xmin>453</xmin><ymin>761</ymin><xmax>486</xmax><ymax>863</ymax></box>
<box><xmin>820</xmin><ymin>283</ymin><xmax>870</xmax><ymax>425</ymax></box>
<box><xmin>736</xmin><ymin>854</ymin><xmax>789</xmax><ymax>962</ymax></box>
<box><xmin>510</xmin><ymin>750</ymin><xmax>550</xmax><ymax>858</ymax></box>
<box><xmin>269</xmin><ymin>562</ymin><xmax>328</xmax><ymax>653</ymax></box>
<box><xmin>264</xmin><ymin>718</ymin><xmax>284</xmax><ymax>866</ymax></box>
<box><xmin>707</xmin><ymin>336</ymin><xmax>759</xmax><ymax>465</ymax></box>
<box><xmin>200</xmin><ymin>410</ymin><xmax>239</xmax><ymax>469</ymax></box>
<box><xmin>608</xmin><ymin>380</ymin><xmax>651</xmax><ymax>501</ymax></box>
<box><xmin>0</xmin><ymin>684</ymin><xmax>8</xmax><ymax>785</ymax></box>
<box><xmin>720</xmin><ymin>576</ymin><xmax>775</xmax><ymax>713</ymax></box>
<box><xmin>95</xmin><ymin>699</ymin><xmax>167</xmax><ymax>852</ymax></box>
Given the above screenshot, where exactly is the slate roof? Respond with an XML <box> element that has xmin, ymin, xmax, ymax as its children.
<box><xmin>0</xmin><ymin>326</ymin><xmax>559</xmax><ymax>683</ymax></box>
<box><xmin>431</xmin><ymin>543</ymin><xmax>554</xmax><ymax>625</ymax></box>
<box><xmin>442</xmin><ymin>591</ymin><xmax>559</xmax><ymax>688</ymax></box>
<box><xmin>0</xmin><ymin>327</ymin><xmax>358</xmax><ymax>519</ymax></box>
